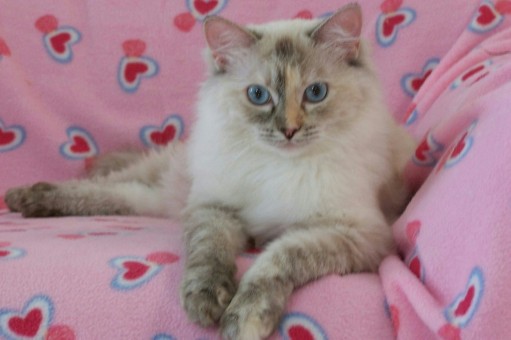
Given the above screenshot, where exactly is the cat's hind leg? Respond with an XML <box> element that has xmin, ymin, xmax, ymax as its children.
<box><xmin>5</xmin><ymin>180</ymin><xmax>159</xmax><ymax>217</ymax></box>
<box><xmin>86</xmin><ymin>149</ymin><xmax>146</xmax><ymax>178</ymax></box>
<box><xmin>5</xmin><ymin>143</ymin><xmax>188</xmax><ymax>218</ymax></box>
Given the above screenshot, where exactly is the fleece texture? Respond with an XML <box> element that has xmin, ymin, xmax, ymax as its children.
<box><xmin>1</xmin><ymin>0</ymin><xmax>511</xmax><ymax>339</ymax></box>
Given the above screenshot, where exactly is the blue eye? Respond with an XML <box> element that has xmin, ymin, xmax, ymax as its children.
<box><xmin>304</xmin><ymin>82</ymin><xmax>328</xmax><ymax>103</ymax></box>
<box><xmin>247</xmin><ymin>85</ymin><xmax>271</xmax><ymax>105</ymax></box>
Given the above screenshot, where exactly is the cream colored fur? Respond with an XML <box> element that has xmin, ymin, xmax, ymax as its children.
<box><xmin>5</xmin><ymin>4</ymin><xmax>415</xmax><ymax>339</ymax></box>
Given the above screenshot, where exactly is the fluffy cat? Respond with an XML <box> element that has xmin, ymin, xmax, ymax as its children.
<box><xmin>5</xmin><ymin>3</ymin><xmax>415</xmax><ymax>339</ymax></box>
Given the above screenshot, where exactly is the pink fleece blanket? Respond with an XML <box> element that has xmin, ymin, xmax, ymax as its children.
<box><xmin>2</xmin><ymin>0</ymin><xmax>511</xmax><ymax>339</ymax></box>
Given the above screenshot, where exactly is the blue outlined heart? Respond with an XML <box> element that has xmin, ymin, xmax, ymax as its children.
<box><xmin>469</xmin><ymin>1</ymin><xmax>504</xmax><ymax>34</ymax></box>
<box><xmin>0</xmin><ymin>244</ymin><xmax>26</xmax><ymax>261</ymax></box>
<box><xmin>444</xmin><ymin>267</ymin><xmax>484</xmax><ymax>328</ymax></box>
<box><xmin>140</xmin><ymin>114</ymin><xmax>184</xmax><ymax>148</ymax></box>
<box><xmin>118</xmin><ymin>56</ymin><xmax>159</xmax><ymax>93</ymax></box>
<box><xmin>376</xmin><ymin>8</ymin><xmax>416</xmax><ymax>47</ymax></box>
<box><xmin>60</xmin><ymin>126</ymin><xmax>99</xmax><ymax>160</ymax></box>
<box><xmin>36</xmin><ymin>15</ymin><xmax>81</xmax><ymax>64</ymax></box>
<box><xmin>279</xmin><ymin>312</ymin><xmax>328</xmax><ymax>340</ymax></box>
<box><xmin>444</xmin><ymin>121</ymin><xmax>477</xmax><ymax>169</ymax></box>
<box><xmin>43</xmin><ymin>27</ymin><xmax>81</xmax><ymax>63</ymax></box>
<box><xmin>110</xmin><ymin>256</ymin><xmax>163</xmax><ymax>290</ymax></box>
<box><xmin>401</xmin><ymin>58</ymin><xmax>440</xmax><ymax>97</ymax></box>
<box><xmin>187</xmin><ymin>0</ymin><xmax>229</xmax><ymax>21</ymax></box>
<box><xmin>0</xmin><ymin>119</ymin><xmax>25</xmax><ymax>153</ymax></box>
<box><xmin>413</xmin><ymin>131</ymin><xmax>444</xmax><ymax>167</ymax></box>
<box><xmin>0</xmin><ymin>295</ymin><xmax>54</xmax><ymax>340</ymax></box>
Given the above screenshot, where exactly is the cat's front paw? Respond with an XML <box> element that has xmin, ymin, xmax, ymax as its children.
<box><xmin>5</xmin><ymin>182</ymin><xmax>61</xmax><ymax>217</ymax></box>
<box><xmin>220</xmin><ymin>285</ymin><xmax>284</xmax><ymax>340</ymax></box>
<box><xmin>181</xmin><ymin>267</ymin><xmax>237</xmax><ymax>327</ymax></box>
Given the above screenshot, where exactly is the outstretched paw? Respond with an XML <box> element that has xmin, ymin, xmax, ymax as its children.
<box><xmin>220</xmin><ymin>284</ymin><xmax>284</xmax><ymax>340</ymax></box>
<box><xmin>4</xmin><ymin>186</ymin><xmax>28</xmax><ymax>212</ymax></box>
<box><xmin>5</xmin><ymin>182</ymin><xmax>62</xmax><ymax>217</ymax></box>
<box><xmin>181</xmin><ymin>267</ymin><xmax>237</xmax><ymax>327</ymax></box>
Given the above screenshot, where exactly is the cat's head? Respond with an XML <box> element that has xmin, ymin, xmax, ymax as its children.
<box><xmin>200</xmin><ymin>3</ymin><xmax>380</xmax><ymax>155</ymax></box>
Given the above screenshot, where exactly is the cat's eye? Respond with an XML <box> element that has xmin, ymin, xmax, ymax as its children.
<box><xmin>304</xmin><ymin>82</ymin><xmax>328</xmax><ymax>103</ymax></box>
<box><xmin>247</xmin><ymin>85</ymin><xmax>271</xmax><ymax>106</ymax></box>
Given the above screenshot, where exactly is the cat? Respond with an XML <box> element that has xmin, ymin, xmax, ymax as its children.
<box><xmin>5</xmin><ymin>3</ymin><xmax>415</xmax><ymax>339</ymax></box>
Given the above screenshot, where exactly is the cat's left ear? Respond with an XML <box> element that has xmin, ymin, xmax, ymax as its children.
<box><xmin>204</xmin><ymin>16</ymin><xmax>257</xmax><ymax>71</ymax></box>
<box><xmin>311</xmin><ymin>3</ymin><xmax>362</xmax><ymax>61</ymax></box>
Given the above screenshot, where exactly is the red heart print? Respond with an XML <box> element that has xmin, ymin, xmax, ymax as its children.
<box><xmin>288</xmin><ymin>325</ymin><xmax>314</xmax><ymax>340</ymax></box>
<box><xmin>8</xmin><ymin>309</ymin><xmax>43</xmax><ymax>337</ymax></box>
<box><xmin>496</xmin><ymin>0</ymin><xmax>511</xmax><ymax>14</ymax></box>
<box><xmin>462</xmin><ymin>65</ymin><xmax>485</xmax><ymax>82</ymax></box>
<box><xmin>122</xmin><ymin>40</ymin><xmax>146</xmax><ymax>58</ymax></box>
<box><xmin>414</xmin><ymin>139</ymin><xmax>430</xmax><ymax>162</ymax></box>
<box><xmin>383</xmin><ymin>14</ymin><xmax>405</xmax><ymax>37</ymax></box>
<box><xmin>174</xmin><ymin>12</ymin><xmax>196</xmax><ymax>32</ymax></box>
<box><xmin>0</xmin><ymin>250</ymin><xmax>10</xmax><ymax>257</ymax></box>
<box><xmin>50</xmin><ymin>32</ymin><xmax>71</xmax><ymax>54</ymax></box>
<box><xmin>46</xmin><ymin>324</ymin><xmax>76</xmax><ymax>340</ymax></box>
<box><xmin>411</xmin><ymin>69</ymin><xmax>433</xmax><ymax>92</ymax></box>
<box><xmin>381</xmin><ymin>0</ymin><xmax>403</xmax><ymax>13</ymax></box>
<box><xmin>70</xmin><ymin>136</ymin><xmax>91</xmax><ymax>153</ymax></box>
<box><xmin>477</xmin><ymin>4</ymin><xmax>497</xmax><ymax>25</ymax></box>
<box><xmin>124</xmin><ymin>62</ymin><xmax>149</xmax><ymax>83</ymax></box>
<box><xmin>0</xmin><ymin>38</ymin><xmax>11</xmax><ymax>57</ymax></box>
<box><xmin>61</xmin><ymin>128</ymin><xmax>97</xmax><ymax>159</ymax></box>
<box><xmin>123</xmin><ymin>261</ymin><xmax>150</xmax><ymax>280</ymax></box>
<box><xmin>0</xmin><ymin>129</ymin><xmax>15</xmax><ymax>146</ymax></box>
<box><xmin>150</xmin><ymin>125</ymin><xmax>176</xmax><ymax>146</ymax></box>
<box><xmin>146</xmin><ymin>251</ymin><xmax>180</xmax><ymax>265</ymax></box>
<box><xmin>450</xmin><ymin>132</ymin><xmax>468</xmax><ymax>159</ymax></box>
<box><xmin>444</xmin><ymin>267</ymin><xmax>483</xmax><ymax>328</ymax></box>
<box><xmin>141</xmin><ymin>115</ymin><xmax>183</xmax><ymax>147</ymax></box>
<box><xmin>389</xmin><ymin>305</ymin><xmax>400</xmax><ymax>335</ymax></box>
<box><xmin>454</xmin><ymin>286</ymin><xmax>475</xmax><ymax>317</ymax></box>
<box><xmin>194</xmin><ymin>0</ymin><xmax>218</xmax><ymax>15</ymax></box>
<box><xmin>456</xmin><ymin>63</ymin><xmax>490</xmax><ymax>87</ymax></box>
<box><xmin>438</xmin><ymin>324</ymin><xmax>461</xmax><ymax>340</ymax></box>
<box><xmin>35</xmin><ymin>15</ymin><xmax>59</xmax><ymax>34</ymax></box>
<box><xmin>409</xmin><ymin>256</ymin><xmax>422</xmax><ymax>279</ymax></box>
<box><xmin>294</xmin><ymin>10</ymin><xmax>313</xmax><ymax>19</ymax></box>
<box><xmin>412</xmin><ymin>131</ymin><xmax>443</xmax><ymax>167</ymax></box>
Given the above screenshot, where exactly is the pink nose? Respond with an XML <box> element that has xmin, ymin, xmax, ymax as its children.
<box><xmin>281</xmin><ymin>127</ymin><xmax>300</xmax><ymax>140</ymax></box>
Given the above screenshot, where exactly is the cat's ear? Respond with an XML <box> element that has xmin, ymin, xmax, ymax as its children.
<box><xmin>311</xmin><ymin>3</ymin><xmax>362</xmax><ymax>61</ymax></box>
<box><xmin>204</xmin><ymin>16</ymin><xmax>257</xmax><ymax>71</ymax></box>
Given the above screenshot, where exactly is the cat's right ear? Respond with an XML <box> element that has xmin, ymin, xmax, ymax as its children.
<box><xmin>204</xmin><ymin>16</ymin><xmax>257</xmax><ymax>71</ymax></box>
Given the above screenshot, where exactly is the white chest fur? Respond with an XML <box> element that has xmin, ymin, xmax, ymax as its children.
<box><xmin>188</xmin><ymin>132</ymin><xmax>386</xmax><ymax>241</ymax></box>
<box><xmin>187</xmin><ymin>87</ymin><xmax>396</xmax><ymax>241</ymax></box>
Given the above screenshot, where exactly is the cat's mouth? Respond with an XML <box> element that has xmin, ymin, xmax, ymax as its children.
<box><xmin>258</xmin><ymin>128</ymin><xmax>319</xmax><ymax>152</ymax></box>
<box><xmin>264</xmin><ymin>137</ymin><xmax>314</xmax><ymax>152</ymax></box>
<box><xmin>278</xmin><ymin>139</ymin><xmax>306</xmax><ymax>147</ymax></box>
